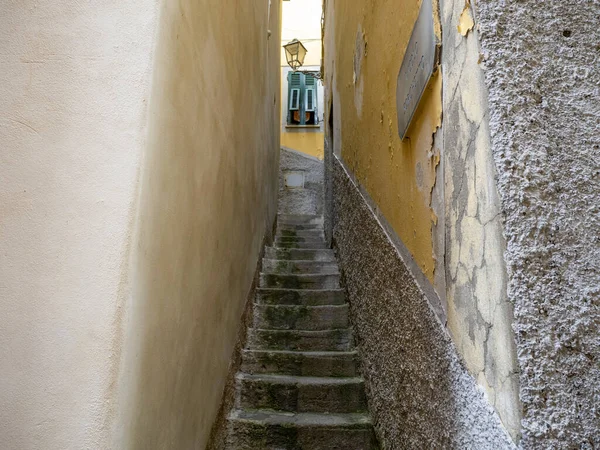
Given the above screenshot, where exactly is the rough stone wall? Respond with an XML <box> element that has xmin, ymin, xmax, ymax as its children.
<box><xmin>440</xmin><ymin>0</ymin><xmax>521</xmax><ymax>439</ymax></box>
<box><xmin>279</xmin><ymin>147</ymin><xmax>324</xmax><ymax>216</ymax></box>
<box><xmin>473</xmin><ymin>0</ymin><xmax>600</xmax><ymax>447</ymax></box>
<box><xmin>332</xmin><ymin>156</ymin><xmax>515</xmax><ymax>449</ymax></box>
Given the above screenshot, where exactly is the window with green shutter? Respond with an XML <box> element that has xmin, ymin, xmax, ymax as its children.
<box><xmin>287</xmin><ymin>72</ymin><xmax>319</xmax><ymax>126</ymax></box>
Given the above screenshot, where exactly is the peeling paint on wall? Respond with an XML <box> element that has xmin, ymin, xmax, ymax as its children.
<box><xmin>457</xmin><ymin>0</ymin><xmax>475</xmax><ymax>37</ymax></box>
<box><xmin>327</xmin><ymin>0</ymin><xmax>444</xmax><ymax>283</ymax></box>
<box><xmin>442</xmin><ymin>0</ymin><xmax>521</xmax><ymax>440</ymax></box>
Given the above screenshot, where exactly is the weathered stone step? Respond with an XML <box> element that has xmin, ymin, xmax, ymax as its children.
<box><xmin>277</xmin><ymin>223</ymin><xmax>324</xmax><ymax>232</ymax></box>
<box><xmin>236</xmin><ymin>373</ymin><xmax>368</xmax><ymax>413</ymax></box>
<box><xmin>277</xmin><ymin>229</ymin><xmax>325</xmax><ymax>238</ymax></box>
<box><xmin>265</xmin><ymin>247</ymin><xmax>336</xmax><ymax>261</ymax></box>
<box><xmin>278</xmin><ymin>214</ymin><xmax>323</xmax><ymax>225</ymax></box>
<box><xmin>275</xmin><ymin>235</ymin><xmax>325</xmax><ymax>241</ymax></box>
<box><xmin>253</xmin><ymin>304</ymin><xmax>349</xmax><ymax>330</ymax></box>
<box><xmin>247</xmin><ymin>328</ymin><xmax>354</xmax><ymax>351</ymax></box>
<box><xmin>227</xmin><ymin>410</ymin><xmax>378</xmax><ymax>450</ymax></box>
<box><xmin>256</xmin><ymin>288</ymin><xmax>346</xmax><ymax>306</ymax></box>
<box><xmin>260</xmin><ymin>273</ymin><xmax>340</xmax><ymax>290</ymax></box>
<box><xmin>274</xmin><ymin>240</ymin><xmax>328</xmax><ymax>249</ymax></box>
<box><xmin>242</xmin><ymin>349</ymin><xmax>359</xmax><ymax>377</ymax></box>
<box><xmin>262</xmin><ymin>259</ymin><xmax>339</xmax><ymax>275</ymax></box>
<box><xmin>276</xmin><ymin>235</ymin><xmax>325</xmax><ymax>242</ymax></box>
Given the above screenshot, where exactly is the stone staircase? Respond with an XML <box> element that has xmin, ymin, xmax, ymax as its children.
<box><xmin>225</xmin><ymin>214</ymin><xmax>378</xmax><ymax>449</ymax></box>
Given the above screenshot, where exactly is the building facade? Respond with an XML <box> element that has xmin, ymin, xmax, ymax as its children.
<box><xmin>280</xmin><ymin>0</ymin><xmax>325</xmax><ymax>159</ymax></box>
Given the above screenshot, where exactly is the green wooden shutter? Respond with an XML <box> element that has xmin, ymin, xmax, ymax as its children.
<box><xmin>290</xmin><ymin>72</ymin><xmax>302</xmax><ymax>88</ymax></box>
<box><xmin>305</xmin><ymin>74</ymin><xmax>316</xmax><ymax>113</ymax></box>
<box><xmin>305</xmin><ymin>88</ymin><xmax>315</xmax><ymax>111</ymax></box>
<box><xmin>288</xmin><ymin>72</ymin><xmax>303</xmax><ymax>121</ymax></box>
<box><xmin>290</xmin><ymin>89</ymin><xmax>300</xmax><ymax>110</ymax></box>
<box><xmin>288</xmin><ymin>72</ymin><xmax>319</xmax><ymax>125</ymax></box>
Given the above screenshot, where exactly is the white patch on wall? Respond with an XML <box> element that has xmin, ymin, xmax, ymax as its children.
<box><xmin>284</xmin><ymin>171</ymin><xmax>305</xmax><ymax>188</ymax></box>
<box><xmin>353</xmin><ymin>24</ymin><xmax>366</xmax><ymax>118</ymax></box>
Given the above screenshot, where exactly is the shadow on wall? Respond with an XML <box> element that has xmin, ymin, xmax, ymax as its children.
<box><xmin>279</xmin><ymin>147</ymin><xmax>324</xmax><ymax>216</ymax></box>
<box><xmin>113</xmin><ymin>0</ymin><xmax>281</xmax><ymax>449</ymax></box>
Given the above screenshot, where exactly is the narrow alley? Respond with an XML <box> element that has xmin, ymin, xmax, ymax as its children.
<box><xmin>0</xmin><ymin>0</ymin><xmax>598</xmax><ymax>449</ymax></box>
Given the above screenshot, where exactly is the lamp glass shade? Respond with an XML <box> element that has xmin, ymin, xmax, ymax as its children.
<box><xmin>283</xmin><ymin>39</ymin><xmax>307</xmax><ymax>70</ymax></box>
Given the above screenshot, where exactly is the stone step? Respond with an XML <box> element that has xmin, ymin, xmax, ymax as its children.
<box><xmin>277</xmin><ymin>223</ymin><xmax>324</xmax><ymax>232</ymax></box>
<box><xmin>278</xmin><ymin>214</ymin><xmax>324</xmax><ymax>225</ymax></box>
<box><xmin>275</xmin><ymin>236</ymin><xmax>327</xmax><ymax>247</ymax></box>
<box><xmin>227</xmin><ymin>410</ymin><xmax>378</xmax><ymax>450</ymax></box>
<box><xmin>276</xmin><ymin>235</ymin><xmax>325</xmax><ymax>242</ymax></box>
<box><xmin>277</xmin><ymin>229</ymin><xmax>325</xmax><ymax>238</ymax></box>
<box><xmin>260</xmin><ymin>273</ymin><xmax>340</xmax><ymax>290</ymax></box>
<box><xmin>242</xmin><ymin>349</ymin><xmax>359</xmax><ymax>377</ymax></box>
<box><xmin>235</xmin><ymin>373</ymin><xmax>368</xmax><ymax>413</ymax></box>
<box><xmin>262</xmin><ymin>259</ymin><xmax>339</xmax><ymax>275</ymax></box>
<box><xmin>247</xmin><ymin>328</ymin><xmax>354</xmax><ymax>351</ymax></box>
<box><xmin>265</xmin><ymin>247</ymin><xmax>336</xmax><ymax>261</ymax></box>
<box><xmin>256</xmin><ymin>288</ymin><xmax>346</xmax><ymax>306</ymax></box>
<box><xmin>274</xmin><ymin>240</ymin><xmax>329</xmax><ymax>249</ymax></box>
<box><xmin>253</xmin><ymin>304</ymin><xmax>349</xmax><ymax>331</ymax></box>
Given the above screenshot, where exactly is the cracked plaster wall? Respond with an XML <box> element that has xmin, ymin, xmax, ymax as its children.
<box><xmin>472</xmin><ymin>0</ymin><xmax>600</xmax><ymax>447</ymax></box>
<box><xmin>441</xmin><ymin>0</ymin><xmax>521</xmax><ymax>440</ymax></box>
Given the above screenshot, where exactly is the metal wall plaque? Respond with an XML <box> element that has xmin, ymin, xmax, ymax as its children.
<box><xmin>396</xmin><ymin>0</ymin><xmax>436</xmax><ymax>139</ymax></box>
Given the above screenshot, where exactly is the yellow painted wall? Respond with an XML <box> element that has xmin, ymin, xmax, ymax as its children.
<box><xmin>114</xmin><ymin>1</ymin><xmax>281</xmax><ymax>449</ymax></box>
<box><xmin>282</xmin><ymin>131</ymin><xmax>324</xmax><ymax>159</ymax></box>
<box><xmin>326</xmin><ymin>0</ymin><xmax>442</xmax><ymax>281</ymax></box>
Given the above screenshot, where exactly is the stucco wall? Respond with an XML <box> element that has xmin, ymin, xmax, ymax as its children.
<box><xmin>0</xmin><ymin>2</ymin><xmax>158</xmax><ymax>449</ymax></box>
<box><xmin>441</xmin><ymin>0</ymin><xmax>521</xmax><ymax>439</ymax></box>
<box><xmin>324</xmin><ymin>0</ymin><xmax>444</xmax><ymax>284</ymax></box>
<box><xmin>281</xmin><ymin>0</ymin><xmax>322</xmax><ymax>67</ymax></box>
<box><xmin>473</xmin><ymin>1</ymin><xmax>600</xmax><ymax>446</ymax></box>
<box><xmin>0</xmin><ymin>1</ymin><xmax>280</xmax><ymax>449</ymax></box>
<box><xmin>114</xmin><ymin>1</ymin><xmax>281</xmax><ymax>449</ymax></box>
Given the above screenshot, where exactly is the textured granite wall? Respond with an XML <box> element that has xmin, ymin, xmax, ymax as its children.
<box><xmin>472</xmin><ymin>1</ymin><xmax>600</xmax><ymax>446</ymax></box>
<box><xmin>279</xmin><ymin>147</ymin><xmax>324</xmax><ymax>216</ymax></box>
<box><xmin>332</xmin><ymin>156</ymin><xmax>514</xmax><ymax>449</ymax></box>
<box><xmin>324</xmin><ymin>113</ymin><xmax>334</xmax><ymax>246</ymax></box>
<box><xmin>441</xmin><ymin>0</ymin><xmax>521</xmax><ymax>438</ymax></box>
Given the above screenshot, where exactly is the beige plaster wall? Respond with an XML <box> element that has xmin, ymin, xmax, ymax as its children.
<box><xmin>281</xmin><ymin>0</ymin><xmax>322</xmax><ymax>67</ymax></box>
<box><xmin>113</xmin><ymin>1</ymin><xmax>281</xmax><ymax>449</ymax></box>
<box><xmin>441</xmin><ymin>0</ymin><xmax>521</xmax><ymax>439</ymax></box>
<box><xmin>0</xmin><ymin>1</ymin><xmax>159</xmax><ymax>449</ymax></box>
<box><xmin>0</xmin><ymin>1</ymin><xmax>280</xmax><ymax>449</ymax></box>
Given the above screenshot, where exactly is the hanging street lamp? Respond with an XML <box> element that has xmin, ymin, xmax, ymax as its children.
<box><xmin>283</xmin><ymin>39</ymin><xmax>308</xmax><ymax>70</ymax></box>
<box><xmin>283</xmin><ymin>38</ymin><xmax>323</xmax><ymax>80</ymax></box>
